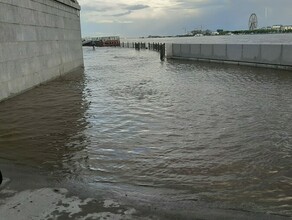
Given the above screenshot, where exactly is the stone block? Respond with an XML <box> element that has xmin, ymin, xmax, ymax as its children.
<box><xmin>0</xmin><ymin>44</ymin><xmax>3</xmax><ymax>62</ymax></box>
<box><xmin>181</xmin><ymin>44</ymin><xmax>191</xmax><ymax>57</ymax></box>
<box><xmin>1</xmin><ymin>42</ymin><xmax>17</xmax><ymax>62</ymax></box>
<box><xmin>242</xmin><ymin>44</ymin><xmax>261</xmax><ymax>63</ymax></box>
<box><xmin>8</xmin><ymin>77</ymin><xmax>25</xmax><ymax>95</ymax></box>
<box><xmin>18</xmin><ymin>7</ymin><xmax>36</xmax><ymax>25</ymax></box>
<box><xmin>0</xmin><ymin>82</ymin><xmax>9</xmax><ymax>100</ymax></box>
<box><xmin>190</xmin><ymin>44</ymin><xmax>201</xmax><ymax>57</ymax></box>
<box><xmin>4</xmin><ymin>61</ymin><xmax>17</xmax><ymax>80</ymax></box>
<box><xmin>201</xmin><ymin>44</ymin><xmax>213</xmax><ymax>58</ymax></box>
<box><xmin>165</xmin><ymin>43</ymin><xmax>172</xmax><ymax>57</ymax></box>
<box><xmin>227</xmin><ymin>44</ymin><xmax>242</xmax><ymax>61</ymax></box>
<box><xmin>213</xmin><ymin>44</ymin><xmax>227</xmax><ymax>59</ymax></box>
<box><xmin>280</xmin><ymin>45</ymin><xmax>292</xmax><ymax>66</ymax></box>
<box><xmin>0</xmin><ymin>23</ymin><xmax>17</xmax><ymax>43</ymax></box>
<box><xmin>0</xmin><ymin>62</ymin><xmax>9</xmax><ymax>82</ymax></box>
<box><xmin>172</xmin><ymin>44</ymin><xmax>181</xmax><ymax>56</ymax></box>
<box><xmin>261</xmin><ymin>44</ymin><xmax>282</xmax><ymax>64</ymax></box>
<box><xmin>0</xmin><ymin>3</ymin><xmax>19</xmax><ymax>24</ymax></box>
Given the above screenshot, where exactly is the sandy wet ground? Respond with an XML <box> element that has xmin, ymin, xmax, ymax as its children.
<box><xmin>0</xmin><ymin>163</ymin><xmax>150</xmax><ymax>220</ymax></box>
<box><xmin>0</xmin><ymin>163</ymin><xmax>291</xmax><ymax>220</ymax></box>
<box><xmin>0</xmin><ymin>187</ymin><xmax>139</xmax><ymax>220</ymax></box>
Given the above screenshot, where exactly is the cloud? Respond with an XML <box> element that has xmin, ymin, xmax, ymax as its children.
<box><xmin>110</xmin><ymin>4</ymin><xmax>149</xmax><ymax>17</ymax></box>
<box><xmin>126</xmin><ymin>4</ymin><xmax>149</xmax><ymax>11</ymax></box>
<box><xmin>78</xmin><ymin>0</ymin><xmax>292</xmax><ymax>37</ymax></box>
<box><xmin>79</xmin><ymin>1</ymin><xmax>151</xmax><ymax>26</ymax></box>
<box><xmin>111</xmin><ymin>11</ymin><xmax>132</xmax><ymax>17</ymax></box>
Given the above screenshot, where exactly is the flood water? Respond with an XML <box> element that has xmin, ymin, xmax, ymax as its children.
<box><xmin>0</xmin><ymin>46</ymin><xmax>292</xmax><ymax>217</ymax></box>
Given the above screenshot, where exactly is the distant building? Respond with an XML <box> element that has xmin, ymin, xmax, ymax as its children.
<box><xmin>272</xmin><ymin>25</ymin><xmax>282</xmax><ymax>30</ymax></box>
<box><xmin>282</xmin><ymin>25</ymin><xmax>292</xmax><ymax>31</ymax></box>
<box><xmin>258</xmin><ymin>25</ymin><xmax>292</xmax><ymax>32</ymax></box>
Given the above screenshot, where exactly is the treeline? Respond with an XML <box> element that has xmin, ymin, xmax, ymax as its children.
<box><xmin>232</xmin><ymin>29</ymin><xmax>292</xmax><ymax>35</ymax></box>
<box><xmin>144</xmin><ymin>29</ymin><xmax>292</xmax><ymax>39</ymax></box>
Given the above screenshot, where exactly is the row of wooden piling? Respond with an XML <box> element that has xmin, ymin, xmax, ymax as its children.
<box><xmin>120</xmin><ymin>42</ymin><xmax>166</xmax><ymax>61</ymax></box>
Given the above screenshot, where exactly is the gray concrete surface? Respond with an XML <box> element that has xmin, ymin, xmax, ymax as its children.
<box><xmin>167</xmin><ymin>43</ymin><xmax>292</xmax><ymax>70</ymax></box>
<box><xmin>0</xmin><ymin>0</ymin><xmax>83</xmax><ymax>101</ymax></box>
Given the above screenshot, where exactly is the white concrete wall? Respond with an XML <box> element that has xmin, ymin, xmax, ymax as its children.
<box><xmin>167</xmin><ymin>43</ymin><xmax>292</xmax><ymax>70</ymax></box>
<box><xmin>0</xmin><ymin>0</ymin><xmax>83</xmax><ymax>101</ymax></box>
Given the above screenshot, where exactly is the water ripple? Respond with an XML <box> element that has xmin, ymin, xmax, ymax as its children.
<box><xmin>0</xmin><ymin>47</ymin><xmax>291</xmax><ymax>216</ymax></box>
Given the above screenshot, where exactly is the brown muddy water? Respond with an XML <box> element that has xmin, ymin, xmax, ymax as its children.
<box><xmin>0</xmin><ymin>47</ymin><xmax>291</xmax><ymax>219</ymax></box>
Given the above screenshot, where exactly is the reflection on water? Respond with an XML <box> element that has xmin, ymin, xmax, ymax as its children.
<box><xmin>0</xmin><ymin>69</ymin><xmax>89</xmax><ymax>178</ymax></box>
<box><xmin>0</xmin><ymin>47</ymin><xmax>292</xmax><ymax>216</ymax></box>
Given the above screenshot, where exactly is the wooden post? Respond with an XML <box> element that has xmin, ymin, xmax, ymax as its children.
<box><xmin>160</xmin><ymin>43</ymin><xmax>165</xmax><ymax>61</ymax></box>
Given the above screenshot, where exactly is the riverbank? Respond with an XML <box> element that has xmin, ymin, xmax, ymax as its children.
<box><xmin>166</xmin><ymin>43</ymin><xmax>292</xmax><ymax>70</ymax></box>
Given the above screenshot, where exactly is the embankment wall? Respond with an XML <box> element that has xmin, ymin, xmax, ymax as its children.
<box><xmin>166</xmin><ymin>43</ymin><xmax>292</xmax><ymax>70</ymax></box>
<box><xmin>0</xmin><ymin>0</ymin><xmax>83</xmax><ymax>101</ymax></box>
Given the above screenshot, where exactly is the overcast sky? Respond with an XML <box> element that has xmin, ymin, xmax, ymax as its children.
<box><xmin>78</xmin><ymin>0</ymin><xmax>292</xmax><ymax>37</ymax></box>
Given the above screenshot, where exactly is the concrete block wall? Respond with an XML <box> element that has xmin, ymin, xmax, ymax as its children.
<box><xmin>167</xmin><ymin>43</ymin><xmax>292</xmax><ymax>70</ymax></box>
<box><xmin>0</xmin><ymin>0</ymin><xmax>83</xmax><ymax>101</ymax></box>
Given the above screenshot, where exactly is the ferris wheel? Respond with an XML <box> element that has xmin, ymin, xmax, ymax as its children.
<box><xmin>249</xmin><ymin>13</ymin><xmax>258</xmax><ymax>31</ymax></box>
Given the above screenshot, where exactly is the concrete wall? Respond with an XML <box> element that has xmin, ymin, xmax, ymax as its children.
<box><xmin>0</xmin><ymin>0</ymin><xmax>83</xmax><ymax>101</ymax></box>
<box><xmin>167</xmin><ymin>43</ymin><xmax>292</xmax><ymax>70</ymax></box>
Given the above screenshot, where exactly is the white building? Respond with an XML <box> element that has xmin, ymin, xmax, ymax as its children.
<box><xmin>272</xmin><ymin>25</ymin><xmax>282</xmax><ymax>30</ymax></box>
<box><xmin>282</xmin><ymin>25</ymin><xmax>292</xmax><ymax>31</ymax></box>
